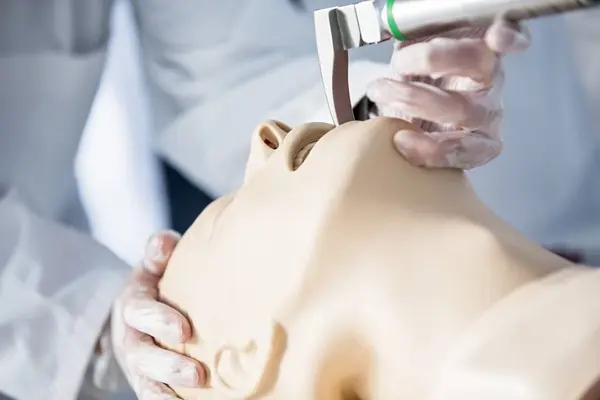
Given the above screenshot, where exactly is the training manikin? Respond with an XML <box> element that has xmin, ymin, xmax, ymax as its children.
<box><xmin>158</xmin><ymin>118</ymin><xmax>600</xmax><ymax>400</ymax></box>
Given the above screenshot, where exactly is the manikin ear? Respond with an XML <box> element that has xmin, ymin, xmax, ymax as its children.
<box><xmin>210</xmin><ymin>321</ymin><xmax>286</xmax><ymax>398</ymax></box>
<box><xmin>244</xmin><ymin>120</ymin><xmax>291</xmax><ymax>183</ymax></box>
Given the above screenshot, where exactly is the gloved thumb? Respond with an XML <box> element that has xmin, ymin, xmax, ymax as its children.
<box><xmin>485</xmin><ymin>17</ymin><xmax>531</xmax><ymax>54</ymax></box>
<box><xmin>393</xmin><ymin>129</ymin><xmax>443</xmax><ymax>168</ymax></box>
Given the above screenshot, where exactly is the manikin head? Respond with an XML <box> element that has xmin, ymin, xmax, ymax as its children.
<box><xmin>159</xmin><ymin>117</ymin><xmax>473</xmax><ymax>398</ymax></box>
<box><xmin>158</xmin><ymin>118</ymin><xmax>598</xmax><ymax>400</ymax></box>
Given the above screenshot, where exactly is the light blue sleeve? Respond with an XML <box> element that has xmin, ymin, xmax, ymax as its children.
<box><xmin>0</xmin><ymin>190</ymin><xmax>128</xmax><ymax>400</ymax></box>
<box><xmin>0</xmin><ymin>2</ymin><xmax>132</xmax><ymax>398</ymax></box>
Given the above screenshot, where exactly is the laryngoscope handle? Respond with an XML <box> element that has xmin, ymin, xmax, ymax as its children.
<box><xmin>377</xmin><ymin>0</ymin><xmax>600</xmax><ymax>41</ymax></box>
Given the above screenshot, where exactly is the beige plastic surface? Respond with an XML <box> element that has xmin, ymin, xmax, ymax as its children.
<box><xmin>158</xmin><ymin>118</ymin><xmax>600</xmax><ymax>400</ymax></box>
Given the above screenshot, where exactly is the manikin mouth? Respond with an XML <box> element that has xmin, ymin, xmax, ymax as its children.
<box><xmin>290</xmin><ymin>127</ymin><xmax>330</xmax><ymax>171</ymax></box>
<box><xmin>292</xmin><ymin>141</ymin><xmax>317</xmax><ymax>171</ymax></box>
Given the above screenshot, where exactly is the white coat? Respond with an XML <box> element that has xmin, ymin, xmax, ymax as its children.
<box><xmin>143</xmin><ymin>1</ymin><xmax>600</xmax><ymax>262</ymax></box>
<box><xmin>1</xmin><ymin>1</ymin><xmax>599</xmax><ymax>400</ymax></box>
<box><xmin>0</xmin><ymin>1</ymin><xmax>129</xmax><ymax>399</ymax></box>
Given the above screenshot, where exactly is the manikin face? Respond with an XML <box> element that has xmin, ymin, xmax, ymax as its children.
<box><xmin>159</xmin><ymin>117</ymin><xmax>595</xmax><ymax>400</ymax></box>
<box><xmin>160</xmin><ymin>117</ymin><xmax>428</xmax><ymax>399</ymax></box>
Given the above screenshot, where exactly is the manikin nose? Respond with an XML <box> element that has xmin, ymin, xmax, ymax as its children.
<box><xmin>245</xmin><ymin>120</ymin><xmax>291</xmax><ymax>183</ymax></box>
<box><xmin>246</xmin><ymin>120</ymin><xmax>334</xmax><ymax>180</ymax></box>
<box><xmin>257</xmin><ymin>120</ymin><xmax>290</xmax><ymax>151</ymax></box>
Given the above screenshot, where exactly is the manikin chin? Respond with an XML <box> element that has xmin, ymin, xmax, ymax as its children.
<box><xmin>158</xmin><ymin>118</ymin><xmax>600</xmax><ymax>400</ymax></box>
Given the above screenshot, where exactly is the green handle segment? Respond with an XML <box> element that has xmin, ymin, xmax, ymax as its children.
<box><xmin>386</xmin><ymin>0</ymin><xmax>409</xmax><ymax>41</ymax></box>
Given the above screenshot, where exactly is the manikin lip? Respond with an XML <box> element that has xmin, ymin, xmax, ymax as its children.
<box><xmin>284</xmin><ymin>125</ymin><xmax>333</xmax><ymax>172</ymax></box>
<box><xmin>292</xmin><ymin>141</ymin><xmax>318</xmax><ymax>171</ymax></box>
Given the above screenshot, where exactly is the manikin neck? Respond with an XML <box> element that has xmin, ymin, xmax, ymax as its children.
<box><xmin>298</xmin><ymin>119</ymin><xmax>571</xmax><ymax>276</ymax></box>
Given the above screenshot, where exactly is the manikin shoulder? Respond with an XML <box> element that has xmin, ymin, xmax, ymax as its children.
<box><xmin>433</xmin><ymin>266</ymin><xmax>600</xmax><ymax>400</ymax></box>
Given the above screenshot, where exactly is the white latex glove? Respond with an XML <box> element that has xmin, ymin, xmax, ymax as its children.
<box><xmin>112</xmin><ymin>230</ymin><xmax>205</xmax><ymax>399</ymax></box>
<box><xmin>367</xmin><ymin>19</ymin><xmax>531</xmax><ymax>169</ymax></box>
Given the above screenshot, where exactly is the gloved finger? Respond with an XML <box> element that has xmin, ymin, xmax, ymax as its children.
<box><xmin>143</xmin><ymin>230</ymin><xmax>181</xmax><ymax>277</ymax></box>
<box><xmin>132</xmin><ymin>375</ymin><xmax>181</xmax><ymax>400</ymax></box>
<box><xmin>485</xmin><ymin>18</ymin><xmax>531</xmax><ymax>54</ymax></box>
<box><xmin>123</xmin><ymin>267</ymin><xmax>160</xmax><ymax>301</ymax></box>
<box><xmin>392</xmin><ymin>128</ymin><xmax>502</xmax><ymax>169</ymax></box>
<box><xmin>123</xmin><ymin>297</ymin><xmax>192</xmax><ymax>344</ymax></box>
<box><xmin>121</xmin><ymin>264</ymin><xmax>192</xmax><ymax>344</ymax></box>
<box><xmin>367</xmin><ymin>78</ymin><xmax>500</xmax><ymax>129</ymax></box>
<box><xmin>391</xmin><ymin>37</ymin><xmax>497</xmax><ymax>83</ymax></box>
<box><xmin>127</xmin><ymin>338</ymin><xmax>206</xmax><ymax>388</ymax></box>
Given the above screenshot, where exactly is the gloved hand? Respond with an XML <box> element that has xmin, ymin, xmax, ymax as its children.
<box><xmin>367</xmin><ymin>19</ymin><xmax>531</xmax><ymax>169</ymax></box>
<box><xmin>112</xmin><ymin>230</ymin><xmax>204</xmax><ymax>399</ymax></box>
